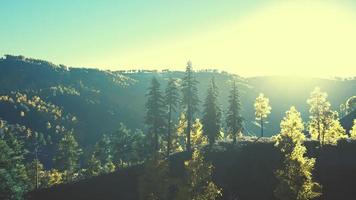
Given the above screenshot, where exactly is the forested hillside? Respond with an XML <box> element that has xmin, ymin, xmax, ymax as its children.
<box><xmin>1</xmin><ymin>55</ymin><xmax>355</xmax><ymax>151</ymax></box>
<box><xmin>1</xmin><ymin>55</ymin><xmax>355</xmax><ymax>200</ymax></box>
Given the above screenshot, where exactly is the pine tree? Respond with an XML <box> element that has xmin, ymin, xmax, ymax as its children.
<box><xmin>202</xmin><ymin>77</ymin><xmax>221</xmax><ymax>146</ymax></box>
<box><xmin>145</xmin><ymin>77</ymin><xmax>166</xmax><ymax>152</ymax></box>
<box><xmin>274</xmin><ymin>106</ymin><xmax>321</xmax><ymax>200</ymax></box>
<box><xmin>165</xmin><ymin>77</ymin><xmax>180</xmax><ymax>157</ymax></box>
<box><xmin>0</xmin><ymin>134</ymin><xmax>29</xmax><ymax>200</ymax></box>
<box><xmin>92</xmin><ymin>134</ymin><xmax>116</xmax><ymax>168</ymax></box>
<box><xmin>254</xmin><ymin>93</ymin><xmax>272</xmax><ymax>137</ymax></box>
<box><xmin>26</xmin><ymin>159</ymin><xmax>44</xmax><ymax>190</ymax></box>
<box><xmin>53</xmin><ymin>131</ymin><xmax>82</xmax><ymax>182</ymax></box>
<box><xmin>86</xmin><ymin>155</ymin><xmax>103</xmax><ymax>177</ymax></box>
<box><xmin>181</xmin><ymin>61</ymin><xmax>200</xmax><ymax>152</ymax></box>
<box><xmin>307</xmin><ymin>87</ymin><xmax>347</xmax><ymax>145</ymax></box>
<box><xmin>226</xmin><ymin>80</ymin><xmax>243</xmax><ymax>144</ymax></box>
<box><xmin>111</xmin><ymin>124</ymin><xmax>146</xmax><ymax>167</ymax></box>
<box><xmin>175</xmin><ymin>149</ymin><xmax>222</xmax><ymax>200</ymax></box>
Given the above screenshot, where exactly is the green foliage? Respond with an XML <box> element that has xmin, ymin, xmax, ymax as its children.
<box><xmin>254</xmin><ymin>93</ymin><xmax>272</xmax><ymax>137</ymax></box>
<box><xmin>202</xmin><ymin>77</ymin><xmax>221</xmax><ymax>146</ymax></box>
<box><xmin>175</xmin><ymin>149</ymin><xmax>222</xmax><ymax>200</ymax></box>
<box><xmin>0</xmin><ymin>133</ymin><xmax>29</xmax><ymax>200</ymax></box>
<box><xmin>53</xmin><ymin>131</ymin><xmax>82</xmax><ymax>182</ymax></box>
<box><xmin>165</xmin><ymin>77</ymin><xmax>180</xmax><ymax>157</ymax></box>
<box><xmin>226</xmin><ymin>80</ymin><xmax>243</xmax><ymax>143</ymax></box>
<box><xmin>191</xmin><ymin>119</ymin><xmax>208</xmax><ymax>149</ymax></box>
<box><xmin>93</xmin><ymin>134</ymin><xmax>113</xmax><ymax>164</ymax></box>
<box><xmin>86</xmin><ymin>155</ymin><xmax>103</xmax><ymax>177</ymax></box>
<box><xmin>181</xmin><ymin>61</ymin><xmax>200</xmax><ymax>151</ymax></box>
<box><xmin>307</xmin><ymin>87</ymin><xmax>347</xmax><ymax>145</ymax></box>
<box><xmin>145</xmin><ymin>77</ymin><xmax>166</xmax><ymax>152</ymax></box>
<box><xmin>40</xmin><ymin>169</ymin><xmax>63</xmax><ymax>187</ymax></box>
<box><xmin>26</xmin><ymin>159</ymin><xmax>44</xmax><ymax>190</ymax></box>
<box><xmin>274</xmin><ymin>106</ymin><xmax>321</xmax><ymax>200</ymax></box>
<box><xmin>111</xmin><ymin>124</ymin><xmax>146</xmax><ymax>167</ymax></box>
<box><xmin>177</xmin><ymin>116</ymin><xmax>208</xmax><ymax>150</ymax></box>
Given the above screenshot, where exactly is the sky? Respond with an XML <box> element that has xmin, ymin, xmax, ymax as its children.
<box><xmin>1</xmin><ymin>0</ymin><xmax>356</xmax><ymax>77</ymax></box>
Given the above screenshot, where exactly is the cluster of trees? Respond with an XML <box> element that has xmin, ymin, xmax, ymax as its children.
<box><xmin>144</xmin><ymin>61</ymin><xmax>244</xmax><ymax>157</ymax></box>
<box><xmin>141</xmin><ymin>62</ymin><xmax>355</xmax><ymax>200</ymax></box>
<box><xmin>1</xmin><ymin>59</ymin><xmax>355</xmax><ymax>200</ymax></box>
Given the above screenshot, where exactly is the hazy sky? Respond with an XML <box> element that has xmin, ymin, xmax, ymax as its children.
<box><xmin>1</xmin><ymin>0</ymin><xmax>356</xmax><ymax>77</ymax></box>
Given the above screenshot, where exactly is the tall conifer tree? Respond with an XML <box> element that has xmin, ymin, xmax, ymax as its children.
<box><xmin>226</xmin><ymin>80</ymin><xmax>243</xmax><ymax>143</ymax></box>
<box><xmin>202</xmin><ymin>77</ymin><xmax>221</xmax><ymax>146</ymax></box>
<box><xmin>145</xmin><ymin>77</ymin><xmax>166</xmax><ymax>152</ymax></box>
<box><xmin>181</xmin><ymin>61</ymin><xmax>199</xmax><ymax>152</ymax></box>
<box><xmin>53</xmin><ymin>131</ymin><xmax>82</xmax><ymax>182</ymax></box>
<box><xmin>164</xmin><ymin>78</ymin><xmax>180</xmax><ymax>157</ymax></box>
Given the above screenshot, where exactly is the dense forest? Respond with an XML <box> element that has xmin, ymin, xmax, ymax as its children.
<box><xmin>0</xmin><ymin>55</ymin><xmax>356</xmax><ymax>200</ymax></box>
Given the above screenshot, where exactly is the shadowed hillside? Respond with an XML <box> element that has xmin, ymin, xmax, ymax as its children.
<box><xmin>27</xmin><ymin>140</ymin><xmax>356</xmax><ymax>200</ymax></box>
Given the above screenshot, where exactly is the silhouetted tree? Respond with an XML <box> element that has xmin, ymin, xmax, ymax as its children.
<box><xmin>165</xmin><ymin>77</ymin><xmax>180</xmax><ymax>157</ymax></box>
<box><xmin>145</xmin><ymin>77</ymin><xmax>166</xmax><ymax>152</ymax></box>
<box><xmin>202</xmin><ymin>77</ymin><xmax>221</xmax><ymax>146</ymax></box>
<box><xmin>226</xmin><ymin>80</ymin><xmax>243</xmax><ymax>144</ymax></box>
<box><xmin>181</xmin><ymin>61</ymin><xmax>200</xmax><ymax>152</ymax></box>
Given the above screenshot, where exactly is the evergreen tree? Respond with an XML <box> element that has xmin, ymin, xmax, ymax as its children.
<box><xmin>111</xmin><ymin>124</ymin><xmax>146</xmax><ymax>167</ymax></box>
<box><xmin>202</xmin><ymin>77</ymin><xmax>221</xmax><ymax>146</ymax></box>
<box><xmin>26</xmin><ymin>159</ymin><xmax>44</xmax><ymax>190</ymax></box>
<box><xmin>274</xmin><ymin>106</ymin><xmax>321</xmax><ymax>200</ymax></box>
<box><xmin>53</xmin><ymin>131</ymin><xmax>82</xmax><ymax>182</ymax></box>
<box><xmin>181</xmin><ymin>61</ymin><xmax>200</xmax><ymax>152</ymax></box>
<box><xmin>175</xmin><ymin>149</ymin><xmax>222</xmax><ymax>200</ymax></box>
<box><xmin>145</xmin><ymin>77</ymin><xmax>166</xmax><ymax>152</ymax></box>
<box><xmin>93</xmin><ymin>134</ymin><xmax>115</xmax><ymax>167</ymax></box>
<box><xmin>0</xmin><ymin>134</ymin><xmax>29</xmax><ymax>200</ymax></box>
<box><xmin>226</xmin><ymin>80</ymin><xmax>243</xmax><ymax>144</ymax></box>
<box><xmin>27</xmin><ymin>131</ymin><xmax>46</xmax><ymax>190</ymax></box>
<box><xmin>254</xmin><ymin>93</ymin><xmax>272</xmax><ymax>137</ymax></box>
<box><xmin>307</xmin><ymin>87</ymin><xmax>347</xmax><ymax>145</ymax></box>
<box><xmin>191</xmin><ymin>119</ymin><xmax>208</xmax><ymax>149</ymax></box>
<box><xmin>165</xmin><ymin>77</ymin><xmax>180</xmax><ymax>157</ymax></box>
<box><xmin>86</xmin><ymin>155</ymin><xmax>103</xmax><ymax>177</ymax></box>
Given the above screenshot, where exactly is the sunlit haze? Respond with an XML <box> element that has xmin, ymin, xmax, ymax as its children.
<box><xmin>1</xmin><ymin>1</ymin><xmax>356</xmax><ymax>77</ymax></box>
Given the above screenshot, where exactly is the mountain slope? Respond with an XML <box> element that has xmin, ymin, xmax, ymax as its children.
<box><xmin>0</xmin><ymin>55</ymin><xmax>355</xmax><ymax>159</ymax></box>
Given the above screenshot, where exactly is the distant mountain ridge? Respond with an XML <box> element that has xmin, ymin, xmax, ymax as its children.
<box><xmin>0</xmin><ymin>55</ymin><xmax>355</xmax><ymax>155</ymax></box>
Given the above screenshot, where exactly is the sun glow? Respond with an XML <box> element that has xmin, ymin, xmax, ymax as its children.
<box><xmin>115</xmin><ymin>1</ymin><xmax>356</xmax><ymax>77</ymax></box>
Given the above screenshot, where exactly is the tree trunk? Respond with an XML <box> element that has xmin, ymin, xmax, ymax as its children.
<box><xmin>35</xmin><ymin>148</ymin><xmax>39</xmax><ymax>189</ymax></box>
<box><xmin>260</xmin><ymin>117</ymin><xmax>264</xmax><ymax>137</ymax></box>
<box><xmin>166</xmin><ymin>106</ymin><xmax>172</xmax><ymax>157</ymax></box>
<box><xmin>187</xmin><ymin>118</ymin><xmax>191</xmax><ymax>152</ymax></box>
